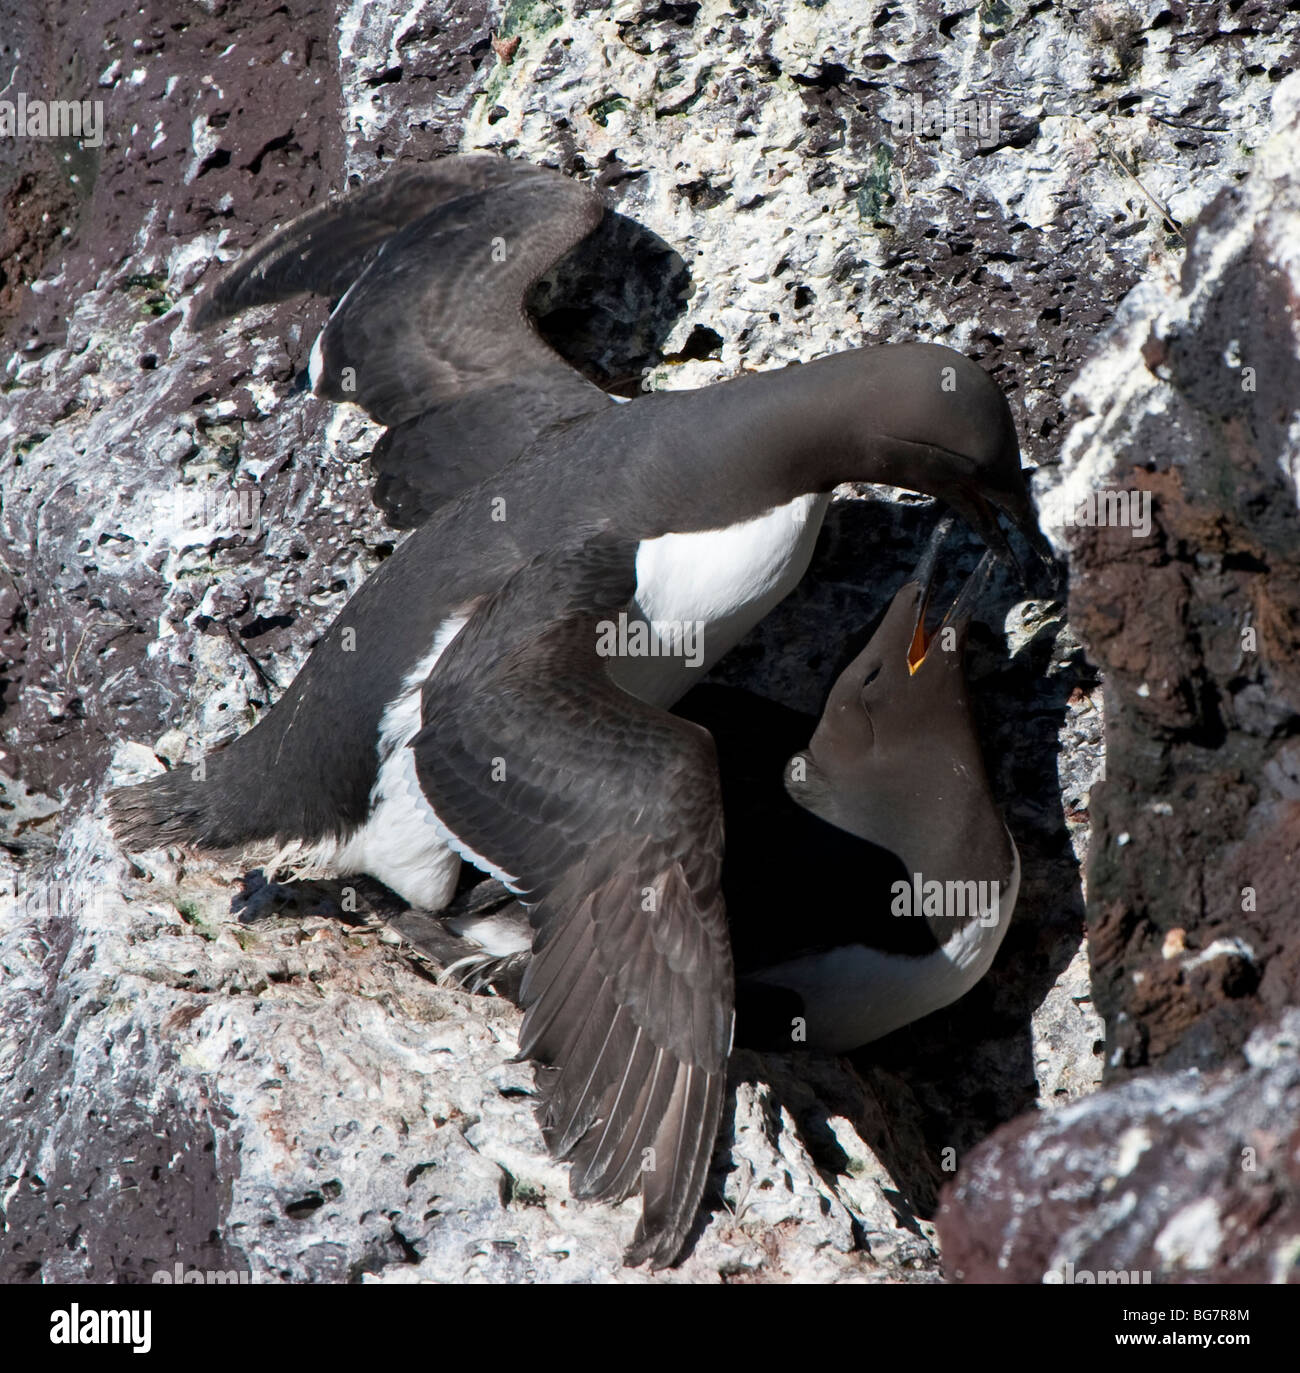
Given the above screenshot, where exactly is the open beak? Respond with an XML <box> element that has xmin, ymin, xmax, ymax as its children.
<box><xmin>940</xmin><ymin>547</ymin><xmax>998</xmax><ymax>635</ymax></box>
<box><xmin>905</xmin><ymin>519</ymin><xmax>999</xmax><ymax>676</ymax></box>
<box><xmin>906</xmin><ymin>512</ymin><xmax>955</xmax><ymax>674</ymax></box>
<box><xmin>945</xmin><ymin>476</ymin><xmax>1061</xmax><ymax>597</ymax></box>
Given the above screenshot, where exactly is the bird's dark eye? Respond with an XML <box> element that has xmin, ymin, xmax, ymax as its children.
<box><xmin>860</xmin><ymin>664</ymin><xmax>882</xmax><ymax>692</ymax></box>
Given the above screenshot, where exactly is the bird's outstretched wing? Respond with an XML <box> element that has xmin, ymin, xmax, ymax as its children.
<box><xmin>412</xmin><ymin>532</ymin><xmax>733</xmax><ymax>1268</ymax></box>
<box><xmin>196</xmin><ymin>157</ymin><xmax>611</xmax><ymax>525</ymax></box>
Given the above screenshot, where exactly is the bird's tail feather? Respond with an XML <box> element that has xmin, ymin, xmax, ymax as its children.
<box><xmin>108</xmin><ymin>749</ymin><xmax>255</xmax><ymax>854</ymax></box>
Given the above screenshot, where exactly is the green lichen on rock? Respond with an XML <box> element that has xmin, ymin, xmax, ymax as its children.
<box><xmin>122</xmin><ymin>272</ymin><xmax>174</xmax><ymax>317</ymax></box>
<box><xmin>854</xmin><ymin>146</ymin><xmax>895</xmax><ymax>226</ymax></box>
<box><xmin>589</xmin><ymin>95</ymin><xmax>629</xmax><ymax>127</ymax></box>
<box><xmin>176</xmin><ymin>896</ymin><xmax>219</xmax><ymax>941</ymax></box>
<box><xmin>979</xmin><ymin>0</ymin><xmax>1016</xmax><ymax>40</ymax></box>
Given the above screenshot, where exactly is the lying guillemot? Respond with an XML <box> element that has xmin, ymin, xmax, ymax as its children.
<box><xmin>694</xmin><ymin>536</ymin><xmax>1017</xmax><ymax>1054</ymax></box>
<box><xmin>390</xmin><ymin>520</ymin><xmax>1011</xmax><ymax>1267</ymax></box>
<box><xmin>437</xmin><ymin>521</ymin><xmax>1016</xmax><ymax>1059</ymax></box>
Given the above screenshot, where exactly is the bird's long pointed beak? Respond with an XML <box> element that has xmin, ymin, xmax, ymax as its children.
<box><xmin>987</xmin><ymin>475</ymin><xmax>1064</xmax><ymax>593</ymax></box>
<box><xmin>940</xmin><ymin>547</ymin><xmax>998</xmax><ymax>634</ymax></box>
<box><xmin>943</xmin><ymin>487</ymin><xmax>1024</xmax><ymax>585</ymax></box>
<box><xmin>907</xmin><ymin>512</ymin><xmax>956</xmax><ymax>673</ymax></box>
<box><xmin>946</xmin><ymin>479</ymin><xmax>1060</xmax><ymax>597</ymax></box>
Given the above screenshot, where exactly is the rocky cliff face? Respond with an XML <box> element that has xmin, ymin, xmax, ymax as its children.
<box><xmin>941</xmin><ymin>63</ymin><xmax>1300</xmax><ymax>1286</ymax></box>
<box><xmin>1047</xmin><ymin>87</ymin><xmax>1300</xmax><ymax>1075</ymax></box>
<box><xmin>1</xmin><ymin>1</ymin><xmax>1296</xmax><ymax>1283</ymax></box>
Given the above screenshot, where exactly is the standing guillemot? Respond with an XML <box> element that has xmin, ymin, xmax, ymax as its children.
<box><xmin>110</xmin><ymin>335</ymin><xmax>1038</xmax><ymax>914</ymax></box>
<box><xmin>107</xmin><ymin>161</ymin><xmax>1044</xmax><ymax>1263</ymax></box>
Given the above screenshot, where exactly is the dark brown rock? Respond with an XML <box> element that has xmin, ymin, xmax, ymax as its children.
<box><xmin>940</xmin><ymin>74</ymin><xmax>1300</xmax><ymax>1284</ymax></box>
<box><xmin>1060</xmin><ymin>93</ymin><xmax>1300</xmax><ymax>1076</ymax></box>
<box><xmin>938</xmin><ymin>1012</ymin><xmax>1300</xmax><ymax>1283</ymax></box>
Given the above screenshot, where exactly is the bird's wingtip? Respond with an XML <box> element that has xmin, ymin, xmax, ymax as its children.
<box><xmin>622</xmin><ymin>1221</ymin><xmax>690</xmax><ymax>1271</ymax></box>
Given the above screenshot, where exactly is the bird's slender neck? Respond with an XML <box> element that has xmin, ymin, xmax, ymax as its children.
<box><xmin>799</xmin><ymin>746</ymin><xmax>1015</xmax><ymax>939</ymax></box>
<box><xmin>708</xmin><ymin>353</ymin><xmax>889</xmax><ymax>496</ymax></box>
<box><xmin>890</xmin><ymin>790</ymin><xmax>1016</xmax><ymax>939</ymax></box>
<box><xmin>904</xmin><ymin>797</ymin><xmax>1013</xmax><ymax>875</ymax></box>
<box><xmin>615</xmin><ymin>354</ymin><xmax>893</xmax><ymax>536</ymax></box>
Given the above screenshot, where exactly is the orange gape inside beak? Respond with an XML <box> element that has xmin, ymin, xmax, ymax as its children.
<box><xmin>907</xmin><ymin>616</ymin><xmax>930</xmax><ymax>675</ymax></box>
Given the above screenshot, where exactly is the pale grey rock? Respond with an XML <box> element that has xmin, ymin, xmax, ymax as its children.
<box><xmin>1</xmin><ymin>823</ymin><xmax>938</xmax><ymax>1282</ymax></box>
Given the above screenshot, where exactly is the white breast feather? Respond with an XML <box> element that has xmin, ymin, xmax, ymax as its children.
<box><xmin>610</xmin><ymin>492</ymin><xmax>831</xmax><ymax>707</ymax></box>
<box><xmin>747</xmin><ymin>841</ymin><xmax>1021</xmax><ymax>1052</ymax></box>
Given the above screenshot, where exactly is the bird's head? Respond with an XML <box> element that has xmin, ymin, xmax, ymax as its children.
<box><xmin>840</xmin><ymin>343</ymin><xmax>1057</xmax><ymax>588</ymax></box>
<box><xmin>785</xmin><ymin>516</ymin><xmax>1003</xmax><ymax>868</ymax></box>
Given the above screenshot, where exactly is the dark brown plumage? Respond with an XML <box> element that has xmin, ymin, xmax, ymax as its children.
<box><xmin>410</xmin><ymin>533</ymin><xmax>732</xmax><ymax>1267</ymax></box>
<box><xmin>196</xmin><ymin>157</ymin><xmax>609</xmax><ymax>526</ymax></box>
